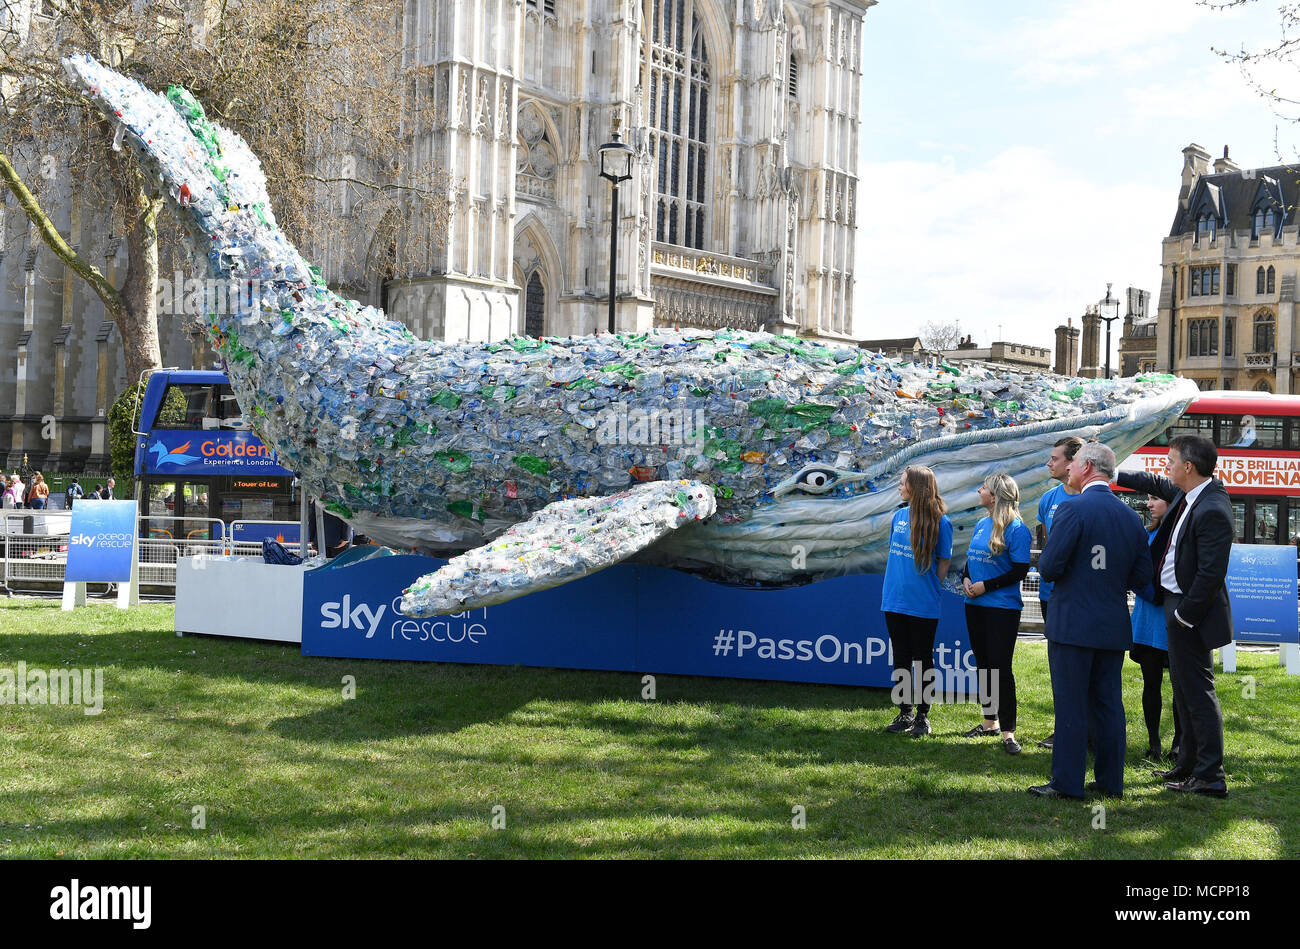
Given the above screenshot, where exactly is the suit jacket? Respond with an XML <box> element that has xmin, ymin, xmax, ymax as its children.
<box><xmin>1115</xmin><ymin>471</ymin><xmax>1234</xmax><ymax>650</ymax></box>
<box><xmin>1037</xmin><ymin>483</ymin><xmax>1153</xmax><ymax>651</ymax></box>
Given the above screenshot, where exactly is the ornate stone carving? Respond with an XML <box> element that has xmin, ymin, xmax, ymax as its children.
<box><xmin>475</xmin><ymin>77</ymin><xmax>492</xmax><ymax>135</ymax></box>
<box><xmin>497</xmin><ymin>79</ymin><xmax>512</xmax><ymax>140</ymax></box>
<box><xmin>456</xmin><ymin>73</ymin><xmax>469</xmax><ymax>129</ymax></box>
<box><xmin>651</xmin><ymin>278</ymin><xmax>776</xmax><ymax>332</ymax></box>
<box><xmin>519</xmin><ymin>104</ymin><xmax>544</xmax><ymax>144</ymax></box>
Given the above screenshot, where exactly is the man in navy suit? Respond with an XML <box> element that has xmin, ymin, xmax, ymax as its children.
<box><xmin>1030</xmin><ymin>441</ymin><xmax>1153</xmax><ymax>800</ymax></box>
<box><xmin>1117</xmin><ymin>434</ymin><xmax>1233</xmax><ymax>798</ymax></box>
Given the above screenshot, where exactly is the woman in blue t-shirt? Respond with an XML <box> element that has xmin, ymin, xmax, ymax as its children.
<box><xmin>960</xmin><ymin>471</ymin><xmax>1033</xmax><ymax>754</ymax></box>
<box><xmin>881</xmin><ymin>465</ymin><xmax>953</xmax><ymax>737</ymax></box>
<box><xmin>1129</xmin><ymin>495</ymin><xmax>1182</xmax><ymax>763</ymax></box>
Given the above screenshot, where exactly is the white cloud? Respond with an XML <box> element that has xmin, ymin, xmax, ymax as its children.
<box><xmin>854</xmin><ymin>147</ymin><xmax>1170</xmax><ymax>353</ymax></box>
<box><xmin>982</xmin><ymin>0</ymin><xmax>1249</xmax><ymax>86</ymax></box>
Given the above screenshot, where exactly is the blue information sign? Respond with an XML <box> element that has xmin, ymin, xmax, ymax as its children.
<box><xmin>230</xmin><ymin>522</ymin><xmax>301</xmax><ymax>544</ymax></box>
<box><xmin>302</xmin><ymin>555</ymin><xmax>980</xmax><ymax>689</ymax></box>
<box><xmin>141</xmin><ymin>430</ymin><xmax>291</xmax><ymax>476</ymax></box>
<box><xmin>65</xmin><ymin>500</ymin><xmax>138</xmax><ymax>582</ymax></box>
<box><xmin>1225</xmin><ymin>543</ymin><xmax>1300</xmax><ymax>645</ymax></box>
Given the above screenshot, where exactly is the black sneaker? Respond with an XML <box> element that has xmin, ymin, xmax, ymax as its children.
<box><xmin>907</xmin><ymin>714</ymin><xmax>932</xmax><ymax>737</ymax></box>
<box><xmin>1037</xmin><ymin>733</ymin><xmax>1054</xmax><ymax>750</ymax></box>
<box><xmin>884</xmin><ymin>711</ymin><xmax>915</xmax><ymax>734</ymax></box>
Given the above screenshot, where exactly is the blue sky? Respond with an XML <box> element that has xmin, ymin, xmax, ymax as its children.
<box><xmin>855</xmin><ymin>0</ymin><xmax>1299</xmax><ymax>356</ymax></box>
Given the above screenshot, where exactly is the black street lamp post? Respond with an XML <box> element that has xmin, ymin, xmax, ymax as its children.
<box><xmin>597</xmin><ymin>123</ymin><xmax>635</xmax><ymax>335</ymax></box>
<box><xmin>1100</xmin><ymin>282</ymin><xmax>1121</xmax><ymax>379</ymax></box>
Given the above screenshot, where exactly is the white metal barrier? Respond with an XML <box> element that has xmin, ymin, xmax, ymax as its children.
<box><xmin>0</xmin><ymin>512</ymin><xmax>314</xmax><ymax>594</ymax></box>
<box><xmin>138</xmin><ymin>515</ymin><xmax>229</xmax><ymax>587</ymax></box>
<box><xmin>2</xmin><ymin>512</ymin><xmax>70</xmax><ymax>588</ymax></box>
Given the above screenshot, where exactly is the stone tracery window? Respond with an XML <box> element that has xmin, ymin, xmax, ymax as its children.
<box><xmin>517</xmin><ymin>105</ymin><xmax>557</xmax><ymax>201</ymax></box>
<box><xmin>645</xmin><ymin>0</ymin><xmax>711</xmax><ymax>250</ymax></box>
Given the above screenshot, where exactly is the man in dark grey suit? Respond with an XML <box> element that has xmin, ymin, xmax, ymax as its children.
<box><xmin>1031</xmin><ymin>442</ymin><xmax>1152</xmax><ymax>800</ymax></box>
<box><xmin>1117</xmin><ymin>434</ymin><xmax>1232</xmax><ymax>799</ymax></box>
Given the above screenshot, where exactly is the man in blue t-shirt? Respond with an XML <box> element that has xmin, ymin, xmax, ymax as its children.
<box><xmin>1035</xmin><ymin>435</ymin><xmax>1083</xmax><ymax>750</ymax></box>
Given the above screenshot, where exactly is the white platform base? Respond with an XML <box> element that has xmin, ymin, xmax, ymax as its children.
<box><xmin>175</xmin><ymin>556</ymin><xmax>307</xmax><ymax>643</ymax></box>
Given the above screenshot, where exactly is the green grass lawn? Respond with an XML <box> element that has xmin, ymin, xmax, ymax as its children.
<box><xmin>0</xmin><ymin>598</ymin><xmax>1296</xmax><ymax>858</ymax></box>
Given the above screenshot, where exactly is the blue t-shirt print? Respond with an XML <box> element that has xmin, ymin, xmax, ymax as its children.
<box><xmin>966</xmin><ymin>516</ymin><xmax>1033</xmax><ymax>610</ymax></box>
<box><xmin>882</xmin><ymin>508</ymin><xmax>954</xmax><ymax>619</ymax></box>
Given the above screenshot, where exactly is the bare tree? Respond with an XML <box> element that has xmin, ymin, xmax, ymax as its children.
<box><xmin>918</xmin><ymin>319</ymin><xmax>962</xmax><ymax>351</ymax></box>
<box><xmin>0</xmin><ymin>0</ymin><xmax>445</xmax><ymax>385</ymax></box>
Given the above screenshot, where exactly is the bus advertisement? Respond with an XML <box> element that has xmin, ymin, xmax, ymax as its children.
<box><xmin>133</xmin><ymin>370</ymin><xmax>299</xmax><ymax>544</ymax></box>
<box><xmin>1117</xmin><ymin>391</ymin><xmax>1300</xmax><ymax>546</ymax></box>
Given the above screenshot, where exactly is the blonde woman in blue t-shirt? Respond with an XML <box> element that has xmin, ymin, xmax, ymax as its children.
<box><xmin>881</xmin><ymin>465</ymin><xmax>953</xmax><ymax>737</ymax></box>
<box><xmin>961</xmin><ymin>471</ymin><xmax>1033</xmax><ymax>755</ymax></box>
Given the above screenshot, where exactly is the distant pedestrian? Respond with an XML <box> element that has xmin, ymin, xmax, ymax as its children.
<box><xmin>91</xmin><ymin>484</ymin><xmax>105</xmax><ymax>500</ymax></box>
<box><xmin>961</xmin><ymin>471</ymin><xmax>1033</xmax><ymax>755</ymax></box>
<box><xmin>104</xmin><ymin>478</ymin><xmax>116</xmax><ymax>500</ymax></box>
<box><xmin>65</xmin><ymin>479</ymin><xmax>83</xmax><ymax>509</ymax></box>
<box><xmin>29</xmin><ymin>473</ymin><xmax>49</xmax><ymax>510</ymax></box>
<box><xmin>1</xmin><ymin>476</ymin><xmax>19</xmax><ymax>509</ymax></box>
<box><xmin>881</xmin><ymin>465</ymin><xmax>953</xmax><ymax>738</ymax></box>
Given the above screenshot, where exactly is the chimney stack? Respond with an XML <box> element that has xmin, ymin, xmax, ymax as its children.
<box><xmin>1180</xmin><ymin>143</ymin><xmax>1212</xmax><ymax>209</ymax></box>
<box><xmin>1054</xmin><ymin>317</ymin><xmax>1080</xmax><ymax>376</ymax></box>
<box><xmin>1213</xmin><ymin>145</ymin><xmax>1239</xmax><ymax>175</ymax></box>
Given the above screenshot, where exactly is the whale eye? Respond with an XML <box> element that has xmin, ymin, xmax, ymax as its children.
<box><xmin>795</xmin><ymin>467</ymin><xmax>839</xmax><ymax>494</ymax></box>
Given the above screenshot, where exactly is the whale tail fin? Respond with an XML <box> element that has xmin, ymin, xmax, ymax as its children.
<box><xmin>398</xmin><ymin>481</ymin><xmax>718</xmax><ymax>617</ymax></box>
<box><xmin>63</xmin><ymin>54</ymin><xmax>312</xmax><ymax>283</ymax></box>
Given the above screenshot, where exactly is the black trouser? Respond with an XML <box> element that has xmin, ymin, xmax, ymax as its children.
<box><xmin>965</xmin><ymin>603</ymin><xmax>1022</xmax><ymax>732</ymax></box>
<box><xmin>884</xmin><ymin>611</ymin><xmax>939</xmax><ymax>715</ymax></box>
<box><xmin>1136</xmin><ymin>656</ymin><xmax>1182</xmax><ymax>755</ymax></box>
<box><xmin>1163</xmin><ymin>594</ymin><xmax>1226</xmax><ymax>783</ymax></box>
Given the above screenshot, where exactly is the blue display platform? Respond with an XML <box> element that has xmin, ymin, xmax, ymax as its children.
<box><xmin>302</xmin><ymin>554</ymin><xmax>982</xmax><ymax>690</ymax></box>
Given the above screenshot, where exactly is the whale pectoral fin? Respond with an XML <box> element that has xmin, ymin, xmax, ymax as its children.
<box><xmin>398</xmin><ymin>480</ymin><xmax>717</xmax><ymax>616</ymax></box>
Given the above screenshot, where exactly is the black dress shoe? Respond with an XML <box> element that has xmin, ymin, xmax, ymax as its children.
<box><xmin>1086</xmin><ymin>781</ymin><xmax>1122</xmax><ymax>799</ymax></box>
<box><xmin>1165</xmin><ymin>777</ymin><xmax>1228</xmax><ymax>799</ymax></box>
<box><xmin>1152</xmin><ymin>767</ymin><xmax>1189</xmax><ymax>781</ymax></box>
<box><xmin>1027</xmin><ymin>783</ymin><xmax>1083</xmax><ymax>800</ymax></box>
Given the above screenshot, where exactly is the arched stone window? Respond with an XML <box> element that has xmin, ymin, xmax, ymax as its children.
<box><xmin>1255</xmin><ymin>379</ymin><xmax>1273</xmax><ymax>393</ymax></box>
<box><xmin>517</xmin><ymin>105</ymin><xmax>558</xmax><ymax>201</ymax></box>
<box><xmin>522</xmin><ymin>2</ymin><xmax>558</xmax><ymax>84</ymax></box>
<box><xmin>645</xmin><ymin>0</ymin><xmax>712</xmax><ymax>250</ymax></box>
<box><xmin>1252</xmin><ymin>204</ymin><xmax>1278</xmax><ymax>240</ymax></box>
<box><xmin>1254</xmin><ymin>310</ymin><xmax>1276</xmax><ymax>353</ymax></box>
<box><xmin>1257</xmin><ymin>266</ymin><xmax>1266</xmax><ymax>295</ymax></box>
<box><xmin>1267</xmin><ymin>265</ymin><xmax>1276</xmax><ymax>294</ymax></box>
<box><xmin>525</xmin><ymin>271</ymin><xmax>546</xmax><ymax>337</ymax></box>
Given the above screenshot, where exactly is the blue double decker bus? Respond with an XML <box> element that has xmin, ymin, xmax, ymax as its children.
<box><xmin>133</xmin><ymin>369</ymin><xmax>299</xmax><ymax>544</ymax></box>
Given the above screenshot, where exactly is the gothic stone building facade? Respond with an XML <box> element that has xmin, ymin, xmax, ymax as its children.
<box><xmin>1156</xmin><ymin>143</ymin><xmax>1298</xmax><ymax>392</ymax></box>
<box><xmin>0</xmin><ymin>0</ymin><xmax>873</xmax><ymax>471</ymax></box>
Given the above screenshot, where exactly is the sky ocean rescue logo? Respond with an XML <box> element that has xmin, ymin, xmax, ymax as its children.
<box><xmin>319</xmin><ymin>595</ymin><xmax>488</xmax><ymax>644</ymax></box>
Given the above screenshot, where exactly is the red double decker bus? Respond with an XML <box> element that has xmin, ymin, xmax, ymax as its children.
<box><xmin>1117</xmin><ymin>391</ymin><xmax>1300</xmax><ymax>546</ymax></box>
